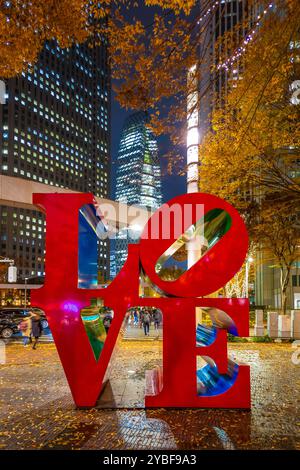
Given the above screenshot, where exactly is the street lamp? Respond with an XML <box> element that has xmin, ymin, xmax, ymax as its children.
<box><xmin>23</xmin><ymin>274</ymin><xmax>39</xmax><ymax>308</ymax></box>
<box><xmin>0</xmin><ymin>80</ymin><xmax>6</xmax><ymax>104</ymax></box>
<box><xmin>24</xmin><ymin>277</ymin><xmax>28</xmax><ymax>308</ymax></box>
<box><xmin>0</xmin><ymin>257</ymin><xmax>17</xmax><ymax>282</ymax></box>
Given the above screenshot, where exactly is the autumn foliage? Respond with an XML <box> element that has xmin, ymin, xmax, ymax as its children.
<box><xmin>198</xmin><ymin>0</ymin><xmax>300</xmax><ymax>310</ymax></box>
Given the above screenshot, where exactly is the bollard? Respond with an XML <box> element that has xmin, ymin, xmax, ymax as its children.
<box><xmin>0</xmin><ymin>340</ymin><xmax>5</xmax><ymax>364</ymax></box>
<box><xmin>254</xmin><ymin>309</ymin><xmax>264</xmax><ymax>336</ymax></box>
<box><xmin>267</xmin><ymin>311</ymin><xmax>278</xmax><ymax>338</ymax></box>
<box><xmin>291</xmin><ymin>310</ymin><xmax>300</xmax><ymax>340</ymax></box>
<box><xmin>278</xmin><ymin>315</ymin><xmax>291</xmax><ymax>339</ymax></box>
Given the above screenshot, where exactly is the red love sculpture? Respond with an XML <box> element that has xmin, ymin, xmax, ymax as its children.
<box><xmin>31</xmin><ymin>192</ymin><xmax>250</xmax><ymax>409</ymax></box>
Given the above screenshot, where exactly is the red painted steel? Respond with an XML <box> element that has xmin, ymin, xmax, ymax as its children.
<box><xmin>139</xmin><ymin>193</ymin><xmax>249</xmax><ymax>298</ymax></box>
<box><xmin>31</xmin><ymin>192</ymin><xmax>250</xmax><ymax>409</ymax></box>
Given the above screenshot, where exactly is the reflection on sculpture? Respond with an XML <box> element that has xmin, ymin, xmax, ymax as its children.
<box><xmin>81</xmin><ymin>307</ymin><xmax>114</xmax><ymax>361</ymax></box>
<box><xmin>31</xmin><ymin>192</ymin><xmax>250</xmax><ymax>409</ymax></box>
<box><xmin>155</xmin><ymin>208</ymin><xmax>232</xmax><ymax>280</ymax></box>
<box><xmin>196</xmin><ymin>308</ymin><xmax>240</xmax><ymax>397</ymax></box>
<box><xmin>197</xmin><ymin>359</ymin><xmax>239</xmax><ymax>397</ymax></box>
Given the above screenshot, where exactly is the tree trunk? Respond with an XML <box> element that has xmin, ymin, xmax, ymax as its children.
<box><xmin>280</xmin><ymin>265</ymin><xmax>291</xmax><ymax>315</ymax></box>
<box><xmin>281</xmin><ymin>290</ymin><xmax>287</xmax><ymax>316</ymax></box>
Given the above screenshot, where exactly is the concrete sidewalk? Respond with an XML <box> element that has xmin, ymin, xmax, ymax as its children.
<box><xmin>123</xmin><ymin>323</ymin><xmax>162</xmax><ymax>340</ymax></box>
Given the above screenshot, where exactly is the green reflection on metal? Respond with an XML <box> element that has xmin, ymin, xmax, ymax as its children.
<box><xmin>81</xmin><ymin>309</ymin><xmax>107</xmax><ymax>361</ymax></box>
<box><xmin>204</xmin><ymin>208</ymin><xmax>232</xmax><ymax>246</ymax></box>
<box><xmin>155</xmin><ymin>208</ymin><xmax>232</xmax><ymax>281</ymax></box>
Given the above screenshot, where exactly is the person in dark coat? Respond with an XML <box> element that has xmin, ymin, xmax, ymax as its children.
<box><xmin>153</xmin><ymin>309</ymin><xmax>162</xmax><ymax>331</ymax></box>
<box><xmin>142</xmin><ymin>310</ymin><xmax>150</xmax><ymax>336</ymax></box>
<box><xmin>103</xmin><ymin>314</ymin><xmax>112</xmax><ymax>334</ymax></box>
<box><xmin>31</xmin><ymin>312</ymin><xmax>42</xmax><ymax>350</ymax></box>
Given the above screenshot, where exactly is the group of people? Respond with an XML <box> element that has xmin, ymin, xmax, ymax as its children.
<box><xmin>18</xmin><ymin>311</ymin><xmax>42</xmax><ymax>349</ymax></box>
<box><xmin>129</xmin><ymin>308</ymin><xmax>162</xmax><ymax>336</ymax></box>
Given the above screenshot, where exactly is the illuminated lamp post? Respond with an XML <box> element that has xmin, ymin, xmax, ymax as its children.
<box><xmin>187</xmin><ymin>66</ymin><xmax>203</xmax><ymax>323</ymax></box>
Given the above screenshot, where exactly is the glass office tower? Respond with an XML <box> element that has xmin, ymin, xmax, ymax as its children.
<box><xmin>114</xmin><ymin>111</ymin><xmax>162</xmax><ymax>273</ymax></box>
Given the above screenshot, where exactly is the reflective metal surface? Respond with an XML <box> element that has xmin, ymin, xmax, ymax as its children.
<box><xmin>155</xmin><ymin>208</ymin><xmax>232</xmax><ymax>281</ymax></box>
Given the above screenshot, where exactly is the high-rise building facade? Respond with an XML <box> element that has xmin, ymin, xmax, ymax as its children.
<box><xmin>114</xmin><ymin>111</ymin><xmax>162</xmax><ymax>273</ymax></box>
<box><xmin>0</xmin><ymin>40</ymin><xmax>110</xmax><ymax>281</ymax></box>
<box><xmin>115</xmin><ymin>111</ymin><xmax>162</xmax><ymax>209</ymax></box>
<box><xmin>188</xmin><ymin>0</ymin><xmax>250</xmax><ymax>193</ymax></box>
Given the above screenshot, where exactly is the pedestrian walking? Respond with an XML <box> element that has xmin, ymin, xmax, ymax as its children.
<box><xmin>18</xmin><ymin>314</ymin><xmax>32</xmax><ymax>347</ymax></box>
<box><xmin>31</xmin><ymin>312</ymin><xmax>42</xmax><ymax>349</ymax></box>
<box><xmin>153</xmin><ymin>309</ymin><xmax>161</xmax><ymax>331</ymax></box>
<box><xmin>133</xmin><ymin>310</ymin><xmax>138</xmax><ymax>326</ymax></box>
<box><xmin>103</xmin><ymin>314</ymin><xmax>112</xmax><ymax>334</ymax></box>
<box><xmin>142</xmin><ymin>311</ymin><xmax>150</xmax><ymax>336</ymax></box>
<box><xmin>139</xmin><ymin>310</ymin><xmax>144</xmax><ymax>329</ymax></box>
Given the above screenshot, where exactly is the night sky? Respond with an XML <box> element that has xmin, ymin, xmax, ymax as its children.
<box><xmin>110</xmin><ymin>3</ymin><xmax>186</xmax><ymax>204</ymax></box>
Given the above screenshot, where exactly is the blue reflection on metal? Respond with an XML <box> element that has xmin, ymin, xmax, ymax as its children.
<box><xmin>82</xmin><ymin>314</ymin><xmax>103</xmax><ymax>322</ymax></box>
<box><xmin>197</xmin><ymin>360</ymin><xmax>239</xmax><ymax>396</ymax></box>
<box><xmin>228</xmin><ymin>324</ymin><xmax>238</xmax><ymax>336</ymax></box>
<box><xmin>78</xmin><ymin>204</ymin><xmax>103</xmax><ymax>288</ymax></box>
<box><xmin>196</xmin><ymin>324</ymin><xmax>217</xmax><ymax>346</ymax></box>
<box><xmin>196</xmin><ymin>322</ymin><xmax>239</xmax><ymax>396</ymax></box>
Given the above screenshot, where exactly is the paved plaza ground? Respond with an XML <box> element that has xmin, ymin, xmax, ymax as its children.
<box><xmin>0</xmin><ymin>339</ymin><xmax>299</xmax><ymax>450</ymax></box>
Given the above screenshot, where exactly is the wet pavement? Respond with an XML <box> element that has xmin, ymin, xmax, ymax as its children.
<box><xmin>0</xmin><ymin>340</ymin><xmax>299</xmax><ymax>450</ymax></box>
<box><xmin>123</xmin><ymin>323</ymin><xmax>163</xmax><ymax>341</ymax></box>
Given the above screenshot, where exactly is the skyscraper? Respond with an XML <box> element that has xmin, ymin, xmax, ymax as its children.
<box><xmin>0</xmin><ymin>40</ymin><xmax>110</xmax><ymax>281</ymax></box>
<box><xmin>114</xmin><ymin>111</ymin><xmax>162</xmax><ymax>273</ymax></box>
<box><xmin>115</xmin><ymin>111</ymin><xmax>162</xmax><ymax>209</ymax></box>
<box><xmin>187</xmin><ymin>0</ymin><xmax>260</xmax><ymax>193</ymax></box>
